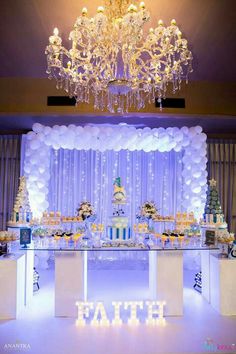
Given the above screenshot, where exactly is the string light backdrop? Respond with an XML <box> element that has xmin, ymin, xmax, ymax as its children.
<box><xmin>48</xmin><ymin>149</ymin><xmax>183</xmax><ymax>224</ymax></box>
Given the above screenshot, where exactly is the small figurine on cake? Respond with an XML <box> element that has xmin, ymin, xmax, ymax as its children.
<box><xmin>112</xmin><ymin>177</ymin><xmax>126</xmax><ymax>204</ymax></box>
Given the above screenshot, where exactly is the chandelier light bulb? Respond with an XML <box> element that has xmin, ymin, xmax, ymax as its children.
<box><xmin>81</xmin><ymin>7</ymin><xmax>88</xmax><ymax>16</ymax></box>
<box><xmin>53</xmin><ymin>27</ymin><xmax>59</xmax><ymax>36</ymax></box>
<box><xmin>45</xmin><ymin>0</ymin><xmax>193</xmax><ymax>113</ymax></box>
<box><xmin>139</xmin><ymin>2</ymin><xmax>145</xmax><ymax>9</ymax></box>
<box><xmin>97</xmin><ymin>6</ymin><xmax>105</xmax><ymax>13</ymax></box>
<box><xmin>128</xmin><ymin>4</ymin><xmax>137</xmax><ymax>13</ymax></box>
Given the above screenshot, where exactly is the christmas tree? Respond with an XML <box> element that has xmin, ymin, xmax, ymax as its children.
<box><xmin>9</xmin><ymin>176</ymin><xmax>32</xmax><ymax>224</ymax></box>
<box><xmin>204</xmin><ymin>179</ymin><xmax>224</xmax><ymax>224</ymax></box>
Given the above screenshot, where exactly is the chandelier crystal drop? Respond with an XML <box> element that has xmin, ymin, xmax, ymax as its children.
<box><xmin>45</xmin><ymin>0</ymin><xmax>193</xmax><ymax>113</ymax></box>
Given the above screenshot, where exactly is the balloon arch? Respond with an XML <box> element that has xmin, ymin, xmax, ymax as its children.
<box><xmin>23</xmin><ymin>123</ymin><xmax>207</xmax><ymax>219</ymax></box>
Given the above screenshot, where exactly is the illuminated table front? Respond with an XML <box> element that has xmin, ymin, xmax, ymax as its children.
<box><xmin>55</xmin><ymin>251</ymin><xmax>87</xmax><ymax>317</ymax></box>
<box><xmin>22</xmin><ymin>245</ymin><xmax>218</xmax><ymax>318</ymax></box>
<box><xmin>209</xmin><ymin>254</ymin><xmax>236</xmax><ymax>315</ymax></box>
<box><xmin>0</xmin><ymin>254</ymin><xmax>25</xmax><ymax>319</ymax></box>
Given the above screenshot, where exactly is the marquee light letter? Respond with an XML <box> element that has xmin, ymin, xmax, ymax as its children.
<box><xmin>91</xmin><ymin>302</ymin><xmax>110</xmax><ymax>326</ymax></box>
<box><xmin>76</xmin><ymin>301</ymin><xmax>94</xmax><ymax>326</ymax></box>
<box><xmin>124</xmin><ymin>301</ymin><xmax>143</xmax><ymax>325</ymax></box>
<box><xmin>145</xmin><ymin>301</ymin><xmax>166</xmax><ymax>325</ymax></box>
<box><xmin>111</xmin><ymin>301</ymin><xmax>123</xmax><ymax>325</ymax></box>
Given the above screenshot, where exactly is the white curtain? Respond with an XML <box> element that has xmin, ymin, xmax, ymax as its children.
<box><xmin>0</xmin><ymin>135</ymin><xmax>21</xmax><ymax>230</ymax></box>
<box><xmin>207</xmin><ymin>139</ymin><xmax>236</xmax><ymax>233</ymax></box>
<box><xmin>48</xmin><ymin>148</ymin><xmax>184</xmax><ymax>226</ymax></box>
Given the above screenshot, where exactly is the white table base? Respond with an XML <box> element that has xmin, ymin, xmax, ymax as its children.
<box><xmin>201</xmin><ymin>250</ymin><xmax>211</xmax><ymax>302</ymax></box>
<box><xmin>0</xmin><ymin>254</ymin><xmax>25</xmax><ymax>319</ymax></box>
<box><xmin>210</xmin><ymin>254</ymin><xmax>236</xmax><ymax>315</ymax></box>
<box><xmin>149</xmin><ymin>251</ymin><xmax>183</xmax><ymax>316</ymax></box>
<box><xmin>55</xmin><ymin>251</ymin><xmax>87</xmax><ymax>317</ymax></box>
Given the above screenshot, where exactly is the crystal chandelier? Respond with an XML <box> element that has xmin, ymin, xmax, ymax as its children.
<box><xmin>45</xmin><ymin>0</ymin><xmax>193</xmax><ymax>113</ymax></box>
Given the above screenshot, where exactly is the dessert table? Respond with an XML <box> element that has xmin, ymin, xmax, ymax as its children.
<box><xmin>54</xmin><ymin>249</ymin><xmax>183</xmax><ymax>317</ymax></box>
<box><xmin>23</xmin><ymin>244</ymin><xmax>219</xmax><ymax>318</ymax></box>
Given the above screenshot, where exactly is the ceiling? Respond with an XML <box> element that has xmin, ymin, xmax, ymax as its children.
<box><xmin>1</xmin><ymin>113</ymin><xmax>236</xmax><ymax>137</ymax></box>
<box><xmin>0</xmin><ymin>0</ymin><xmax>236</xmax><ymax>133</ymax></box>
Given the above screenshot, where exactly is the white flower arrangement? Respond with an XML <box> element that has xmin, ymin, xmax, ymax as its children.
<box><xmin>77</xmin><ymin>201</ymin><xmax>95</xmax><ymax>221</ymax></box>
<box><xmin>137</xmin><ymin>201</ymin><xmax>159</xmax><ymax>220</ymax></box>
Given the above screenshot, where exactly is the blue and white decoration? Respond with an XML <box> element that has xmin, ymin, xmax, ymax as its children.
<box><xmin>23</xmin><ymin>123</ymin><xmax>207</xmax><ymax>219</ymax></box>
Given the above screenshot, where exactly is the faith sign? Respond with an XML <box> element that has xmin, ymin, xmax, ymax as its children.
<box><xmin>75</xmin><ymin>300</ymin><xmax>166</xmax><ymax>326</ymax></box>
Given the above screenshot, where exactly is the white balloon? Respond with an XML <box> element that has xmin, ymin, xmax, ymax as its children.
<box><xmin>24</xmin><ymin>164</ymin><xmax>31</xmax><ymax>174</ymax></box>
<box><xmin>37</xmin><ymin>181</ymin><xmax>45</xmax><ymax>189</ymax></box>
<box><xmin>32</xmin><ymin>123</ymin><xmax>43</xmax><ymax>133</ymax></box>
<box><xmin>192</xmin><ymin>154</ymin><xmax>202</xmax><ymax>163</ymax></box>
<box><xmin>195</xmin><ymin>126</ymin><xmax>203</xmax><ymax>134</ymax></box>
<box><xmin>189</xmin><ymin>127</ymin><xmax>197</xmax><ymax>137</ymax></box>
<box><xmin>194</xmin><ymin>170</ymin><xmax>202</xmax><ymax>179</ymax></box>
<box><xmin>44</xmin><ymin>139</ymin><xmax>52</xmax><ymax>146</ymax></box>
<box><xmin>166</xmin><ymin>127</ymin><xmax>174</xmax><ymax>136</ymax></box>
<box><xmin>39</xmin><ymin>166</ymin><xmax>46</xmax><ymax>174</ymax></box>
<box><xmin>28</xmin><ymin>174</ymin><xmax>38</xmax><ymax>182</ymax></box>
<box><xmin>174</xmin><ymin>131</ymin><xmax>184</xmax><ymax>142</ymax></box>
<box><xmin>157</xmin><ymin>127</ymin><xmax>166</xmax><ymax>134</ymax></box>
<box><xmin>199</xmin><ymin>178</ymin><xmax>207</xmax><ymax>186</ymax></box>
<box><xmin>90</xmin><ymin>126</ymin><xmax>100</xmax><ymax>136</ymax></box>
<box><xmin>191</xmin><ymin>197</ymin><xmax>201</xmax><ymax>208</ymax></box>
<box><xmin>26</xmin><ymin>131</ymin><xmax>36</xmax><ymax>141</ymax></box>
<box><xmin>159</xmin><ymin>133</ymin><xmax>170</xmax><ymax>145</ymax></box>
<box><xmin>143</xmin><ymin>127</ymin><xmax>151</xmax><ymax>133</ymax></box>
<box><xmin>199</xmin><ymin>133</ymin><xmax>207</xmax><ymax>142</ymax></box>
<box><xmin>172</xmin><ymin>143</ymin><xmax>180</xmax><ymax>152</ymax></box>
<box><xmin>43</xmin><ymin>126</ymin><xmax>52</xmax><ymax>135</ymax></box>
<box><xmin>191</xmin><ymin>184</ymin><xmax>201</xmax><ymax>194</ymax></box>
<box><xmin>59</xmin><ymin>125</ymin><xmax>68</xmax><ymax>134</ymax></box>
<box><xmin>53</xmin><ymin>125</ymin><xmax>60</xmax><ymax>131</ymax></box>
<box><xmin>182</xmin><ymin>137</ymin><xmax>190</xmax><ymax>147</ymax></box>
<box><xmin>184</xmin><ymin>176</ymin><xmax>192</xmax><ymax>185</ymax></box>
<box><xmin>180</xmin><ymin>126</ymin><xmax>189</xmax><ymax>135</ymax></box>
<box><xmin>52</xmin><ymin>143</ymin><xmax>60</xmax><ymax>150</ymax></box>
<box><xmin>68</xmin><ymin>124</ymin><xmax>76</xmax><ymax>131</ymax></box>
<box><xmin>198</xmin><ymin>148</ymin><xmax>206</xmax><ymax>158</ymax></box>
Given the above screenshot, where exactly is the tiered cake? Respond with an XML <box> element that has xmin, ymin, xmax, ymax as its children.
<box><xmin>107</xmin><ymin>177</ymin><xmax>131</xmax><ymax>241</ymax></box>
<box><xmin>7</xmin><ymin>176</ymin><xmax>32</xmax><ymax>227</ymax></box>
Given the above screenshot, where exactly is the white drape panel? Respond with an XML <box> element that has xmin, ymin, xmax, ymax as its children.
<box><xmin>0</xmin><ymin>135</ymin><xmax>21</xmax><ymax>230</ymax></box>
<box><xmin>207</xmin><ymin>140</ymin><xmax>236</xmax><ymax>232</ymax></box>
<box><xmin>48</xmin><ymin>149</ymin><xmax>184</xmax><ymax>225</ymax></box>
